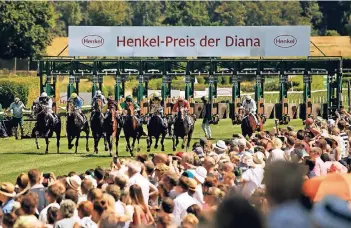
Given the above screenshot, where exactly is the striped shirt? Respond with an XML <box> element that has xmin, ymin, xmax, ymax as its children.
<box><xmin>339</xmin><ymin>132</ymin><xmax>348</xmax><ymax>158</ymax></box>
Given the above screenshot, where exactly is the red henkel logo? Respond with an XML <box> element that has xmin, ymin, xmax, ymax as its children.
<box><xmin>82</xmin><ymin>35</ymin><xmax>104</xmax><ymax>48</ymax></box>
<box><xmin>274</xmin><ymin>35</ymin><xmax>297</xmax><ymax>48</ymax></box>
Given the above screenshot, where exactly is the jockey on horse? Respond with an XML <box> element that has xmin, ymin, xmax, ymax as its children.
<box><xmin>148</xmin><ymin>94</ymin><xmax>167</xmax><ymax>128</ymax></box>
<box><xmin>106</xmin><ymin>96</ymin><xmax>122</xmax><ymax>117</ymax></box>
<box><xmin>91</xmin><ymin>90</ymin><xmax>107</xmax><ymax>118</ymax></box>
<box><xmin>68</xmin><ymin>92</ymin><xmax>87</xmax><ymax>123</ymax></box>
<box><xmin>241</xmin><ymin>95</ymin><xmax>259</xmax><ymax>125</ymax></box>
<box><xmin>172</xmin><ymin>97</ymin><xmax>193</xmax><ymax>127</ymax></box>
<box><xmin>34</xmin><ymin>92</ymin><xmax>58</xmax><ymax>124</ymax></box>
<box><xmin>120</xmin><ymin>95</ymin><xmax>142</xmax><ymax>126</ymax></box>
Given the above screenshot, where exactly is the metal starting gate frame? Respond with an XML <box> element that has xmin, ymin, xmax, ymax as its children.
<box><xmin>37</xmin><ymin>57</ymin><xmax>350</xmax><ymax>123</ymax></box>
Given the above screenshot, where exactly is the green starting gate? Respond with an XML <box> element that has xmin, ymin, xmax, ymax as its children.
<box><xmin>37</xmin><ymin>57</ymin><xmax>348</xmax><ymax>122</ymax></box>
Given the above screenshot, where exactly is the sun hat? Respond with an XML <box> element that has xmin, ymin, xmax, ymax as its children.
<box><xmin>312</xmin><ymin>195</ymin><xmax>351</xmax><ymax>228</ymax></box>
<box><xmin>189</xmin><ymin>166</ymin><xmax>207</xmax><ymax>184</ymax></box>
<box><xmin>66</xmin><ymin>175</ymin><xmax>82</xmax><ymax>191</ymax></box>
<box><xmin>0</xmin><ymin>182</ymin><xmax>16</xmax><ymax>197</ymax></box>
<box><xmin>214</xmin><ymin>140</ymin><xmax>227</xmax><ymax>154</ymax></box>
<box><xmin>187</xmin><ymin>178</ymin><xmax>197</xmax><ymax>191</ymax></box>
<box><xmin>182</xmin><ymin>170</ymin><xmax>195</xmax><ymax>179</ymax></box>
<box><xmin>253</xmin><ymin>152</ymin><xmax>265</xmax><ymax>165</ymax></box>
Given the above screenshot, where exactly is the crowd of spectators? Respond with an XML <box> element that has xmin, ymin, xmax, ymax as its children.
<box><xmin>1</xmin><ymin>116</ymin><xmax>351</xmax><ymax>228</ymax></box>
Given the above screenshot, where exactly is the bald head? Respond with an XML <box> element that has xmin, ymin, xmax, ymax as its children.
<box><xmin>153</xmin><ymin>153</ymin><xmax>168</xmax><ymax>165</ymax></box>
<box><xmin>203</xmin><ymin>157</ymin><xmax>216</xmax><ymax>171</ymax></box>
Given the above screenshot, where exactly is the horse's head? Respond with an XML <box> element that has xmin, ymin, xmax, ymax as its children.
<box><xmin>93</xmin><ymin>98</ymin><xmax>103</xmax><ymax>112</ymax></box>
<box><xmin>127</xmin><ymin>103</ymin><xmax>135</xmax><ymax>116</ymax></box>
<box><xmin>177</xmin><ymin>107</ymin><xmax>186</xmax><ymax>121</ymax></box>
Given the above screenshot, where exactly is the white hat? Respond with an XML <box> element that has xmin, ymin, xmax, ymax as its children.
<box><xmin>245</xmin><ymin>95</ymin><xmax>251</xmax><ymax>100</ymax></box>
<box><xmin>41</xmin><ymin>92</ymin><xmax>48</xmax><ymax>97</ymax></box>
<box><xmin>214</xmin><ymin>140</ymin><xmax>227</xmax><ymax>154</ymax></box>
<box><xmin>312</xmin><ymin>195</ymin><xmax>351</xmax><ymax>228</ymax></box>
<box><xmin>96</xmin><ymin>90</ymin><xmax>102</xmax><ymax>96</ymax></box>
<box><xmin>253</xmin><ymin>152</ymin><xmax>265</xmax><ymax>165</ymax></box>
<box><xmin>66</xmin><ymin>175</ymin><xmax>82</xmax><ymax>191</ymax></box>
<box><xmin>190</xmin><ymin>166</ymin><xmax>207</xmax><ymax>184</ymax></box>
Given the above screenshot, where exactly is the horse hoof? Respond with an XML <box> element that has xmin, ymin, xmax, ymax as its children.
<box><xmin>37</xmin><ymin>146</ymin><xmax>40</xmax><ymax>150</ymax></box>
<box><xmin>109</xmin><ymin>152</ymin><xmax>112</xmax><ymax>157</ymax></box>
<box><xmin>45</xmin><ymin>151</ymin><xmax>48</xmax><ymax>154</ymax></box>
<box><xmin>86</xmin><ymin>148</ymin><xmax>90</xmax><ymax>152</ymax></box>
<box><xmin>181</xmin><ymin>145</ymin><xmax>185</xmax><ymax>149</ymax></box>
<box><xmin>154</xmin><ymin>145</ymin><xmax>158</xmax><ymax>149</ymax></box>
<box><xmin>147</xmin><ymin>148</ymin><xmax>150</xmax><ymax>152</ymax></box>
<box><xmin>161</xmin><ymin>147</ymin><xmax>165</xmax><ymax>152</ymax></box>
<box><xmin>68</xmin><ymin>144</ymin><xmax>73</xmax><ymax>150</ymax></box>
<box><xmin>104</xmin><ymin>147</ymin><xmax>108</xmax><ymax>152</ymax></box>
<box><xmin>173</xmin><ymin>147</ymin><xmax>176</xmax><ymax>152</ymax></box>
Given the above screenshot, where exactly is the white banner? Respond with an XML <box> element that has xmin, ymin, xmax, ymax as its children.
<box><xmin>69</xmin><ymin>26</ymin><xmax>310</xmax><ymax>57</ymax></box>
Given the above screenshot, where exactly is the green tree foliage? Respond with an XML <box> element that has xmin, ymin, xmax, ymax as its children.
<box><xmin>163</xmin><ymin>1</ymin><xmax>210</xmax><ymax>26</ymax></box>
<box><xmin>212</xmin><ymin>2</ymin><xmax>246</xmax><ymax>26</ymax></box>
<box><xmin>129</xmin><ymin>1</ymin><xmax>164</xmax><ymax>26</ymax></box>
<box><xmin>54</xmin><ymin>1</ymin><xmax>82</xmax><ymax>36</ymax></box>
<box><xmin>0</xmin><ymin>2</ymin><xmax>56</xmax><ymax>59</ymax></box>
<box><xmin>87</xmin><ymin>1</ymin><xmax>130</xmax><ymax>26</ymax></box>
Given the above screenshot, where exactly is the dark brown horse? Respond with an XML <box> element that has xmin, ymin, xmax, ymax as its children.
<box><xmin>171</xmin><ymin>108</ymin><xmax>195</xmax><ymax>152</ymax></box>
<box><xmin>90</xmin><ymin>99</ymin><xmax>105</xmax><ymax>154</ymax></box>
<box><xmin>241</xmin><ymin>110</ymin><xmax>263</xmax><ymax>137</ymax></box>
<box><xmin>120</xmin><ymin>103</ymin><xmax>143</xmax><ymax>156</ymax></box>
<box><xmin>104</xmin><ymin>104</ymin><xmax>121</xmax><ymax>156</ymax></box>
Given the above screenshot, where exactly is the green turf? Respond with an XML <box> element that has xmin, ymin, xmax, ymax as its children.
<box><xmin>0</xmin><ymin>119</ymin><xmax>303</xmax><ymax>183</ymax></box>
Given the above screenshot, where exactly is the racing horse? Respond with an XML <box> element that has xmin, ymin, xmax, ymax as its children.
<box><xmin>90</xmin><ymin>98</ymin><xmax>107</xmax><ymax>154</ymax></box>
<box><xmin>32</xmin><ymin>103</ymin><xmax>61</xmax><ymax>154</ymax></box>
<box><xmin>104</xmin><ymin>104</ymin><xmax>121</xmax><ymax>156</ymax></box>
<box><xmin>241</xmin><ymin>109</ymin><xmax>263</xmax><ymax>137</ymax></box>
<box><xmin>171</xmin><ymin>108</ymin><xmax>195</xmax><ymax>151</ymax></box>
<box><xmin>66</xmin><ymin>101</ymin><xmax>90</xmax><ymax>153</ymax></box>
<box><xmin>120</xmin><ymin>103</ymin><xmax>143</xmax><ymax>156</ymax></box>
<box><xmin>146</xmin><ymin>108</ymin><xmax>167</xmax><ymax>152</ymax></box>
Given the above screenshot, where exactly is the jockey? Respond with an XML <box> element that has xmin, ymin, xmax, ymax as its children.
<box><xmin>92</xmin><ymin>90</ymin><xmax>107</xmax><ymax>107</ymax></box>
<box><xmin>149</xmin><ymin>94</ymin><xmax>166</xmax><ymax>127</ymax></box>
<box><xmin>241</xmin><ymin>95</ymin><xmax>258</xmax><ymax>124</ymax></box>
<box><xmin>172</xmin><ymin>97</ymin><xmax>193</xmax><ymax>126</ymax></box>
<box><xmin>68</xmin><ymin>93</ymin><xmax>86</xmax><ymax>123</ymax></box>
<box><xmin>105</xmin><ymin>96</ymin><xmax>122</xmax><ymax>117</ymax></box>
<box><xmin>120</xmin><ymin>95</ymin><xmax>140</xmax><ymax>114</ymax></box>
<box><xmin>35</xmin><ymin>92</ymin><xmax>57</xmax><ymax>123</ymax></box>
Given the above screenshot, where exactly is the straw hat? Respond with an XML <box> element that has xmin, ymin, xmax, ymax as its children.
<box><xmin>187</xmin><ymin>178</ymin><xmax>197</xmax><ymax>191</ymax></box>
<box><xmin>214</xmin><ymin>140</ymin><xmax>227</xmax><ymax>154</ymax></box>
<box><xmin>0</xmin><ymin>182</ymin><xmax>16</xmax><ymax>197</ymax></box>
<box><xmin>66</xmin><ymin>175</ymin><xmax>82</xmax><ymax>191</ymax></box>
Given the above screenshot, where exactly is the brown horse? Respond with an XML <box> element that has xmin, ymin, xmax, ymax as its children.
<box><xmin>120</xmin><ymin>103</ymin><xmax>143</xmax><ymax>156</ymax></box>
<box><xmin>241</xmin><ymin>110</ymin><xmax>263</xmax><ymax>137</ymax></box>
<box><xmin>90</xmin><ymin>98</ymin><xmax>106</xmax><ymax>154</ymax></box>
<box><xmin>104</xmin><ymin>104</ymin><xmax>121</xmax><ymax>156</ymax></box>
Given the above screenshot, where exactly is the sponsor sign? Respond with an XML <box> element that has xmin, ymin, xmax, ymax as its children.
<box><xmin>69</xmin><ymin>26</ymin><xmax>310</xmax><ymax>57</ymax></box>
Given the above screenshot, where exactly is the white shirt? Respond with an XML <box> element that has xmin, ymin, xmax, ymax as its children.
<box><xmin>115</xmin><ymin>200</ymin><xmax>125</xmax><ymax>215</ymax></box>
<box><xmin>79</xmin><ymin>216</ymin><xmax>98</xmax><ymax>228</ymax></box>
<box><xmin>241</xmin><ymin>167</ymin><xmax>264</xmax><ymax>198</ymax></box>
<box><xmin>128</xmin><ymin>173</ymin><xmax>153</xmax><ymax>204</ymax></box>
<box><xmin>39</xmin><ymin>202</ymin><xmax>60</xmax><ymax>224</ymax></box>
<box><xmin>267</xmin><ymin>148</ymin><xmax>285</xmax><ymax>164</ymax></box>
<box><xmin>78</xmin><ymin>194</ymin><xmax>87</xmax><ymax>204</ymax></box>
<box><xmin>242</xmin><ymin>99</ymin><xmax>257</xmax><ymax>113</ymax></box>
<box><xmin>193</xmin><ymin>184</ymin><xmax>204</xmax><ymax>204</ymax></box>
<box><xmin>173</xmin><ymin>192</ymin><xmax>200</xmax><ymax>225</ymax></box>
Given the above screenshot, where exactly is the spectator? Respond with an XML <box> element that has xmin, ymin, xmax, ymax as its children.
<box><xmin>173</xmin><ymin>177</ymin><xmax>199</xmax><ymax>225</ymax></box>
<box><xmin>105</xmin><ymin>185</ymin><xmax>125</xmax><ymax>216</ymax></box>
<box><xmin>15</xmin><ymin>173</ymin><xmax>30</xmax><ymax>197</ymax></box>
<box><xmin>76</xmin><ymin>201</ymin><xmax>97</xmax><ymax>228</ymax></box>
<box><xmin>127</xmin><ymin>161</ymin><xmax>158</xmax><ymax>204</ymax></box>
<box><xmin>189</xmin><ymin>167</ymin><xmax>207</xmax><ymax>204</ymax></box>
<box><xmin>28</xmin><ymin>169</ymin><xmax>46</xmax><ymax>212</ymax></box>
<box><xmin>94</xmin><ymin>168</ymin><xmax>106</xmax><ymax>189</ymax></box>
<box><xmin>55</xmin><ymin>200</ymin><xmax>77</xmax><ymax>228</ymax></box>
<box><xmin>87</xmin><ymin>188</ymin><xmax>103</xmax><ymax>202</ymax></box>
<box><xmin>46</xmin><ymin>207</ymin><xmax>59</xmax><ymax>228</ymax></box>
<box><xmin>91</xmin><ymin>199</ymin><xmax>108</xmax><ymax>225</ymax></box>
<box><xmin>114</xmin><ymin>175</ymin><xmax>128</xmax><ymax>192</ymax></box>
<box><xmin>161</xmin><ymin>171</ymin><xmax>179</xmax><ymax>199</ymax></box>
<box><xmin>310</xmin><ymin>147</ymin><xmax>328</xmax><ymax>176</ymax></box>
<box><xmin>39</xmin><ymin>183</ymin><xmax>64</xmax><ymax>224</ymax></box>
<box><xmin>65</xmin><ymin>189</ymin><xmax>79</xmax><ymax>204</ymax></box>
<box><xmin>79</xmin><ymin>179</ymin><xmax>94</xmax><ymax>203</ymax></box>
<box><xmin>129</xmin><ymin>184</ymin><xmax>154</xmax><ymax>226</ymax></box>
<box><xmin>16</xmin><ymin>192</ymin><xmax>39</xmax><ymax>223</ymax></box>
<box><xmin>203</xmin><ymin>187</ymin><xmax>224</xmax><ymax>214</ymax></box>
<box><xmin>2</xmin><ymin>213</ymin><xmax>17</xmax><ymax>228</ymax></box>
<box><xmin>161</xmin><ymin>197</ymin><xmax>175</xmax><ymax>219</ymax></box>
<box><xmin>66</xmin><ymin>175</ymin><xmax>82</xmax><ymax>197</ymax></box>
<box><xmin>267</xmin><ymin>138</ymin><xmax>285</xmax><ymax>163</ymax></box>
<box><xmin>181</xmin><ymin>213</ymin><xmax>199</xmax><ymax>228</ymax></box>
<box><xmin>214</xmin><ymin>195</ymin><xmax>263</xmax><ymax>228</ymax></box>
<box><xmin>0</xmin><ymin>183</ymin><xmax>16</xmax><ymax>213</ymax></box>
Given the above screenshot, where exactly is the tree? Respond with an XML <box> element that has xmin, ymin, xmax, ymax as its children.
<box><xmin>163</xmin><ymin>1</ymin><xmax>210</xmax><ymax>26</ymax></box>
<box><xmin>54</xmin><ymin>1</ymin><xmax>82</xmax><ymax>35</ymax></box>
<box><xmin>300</xmin><ymin>1</ymin><xmax>323</xmax><ymax>33</ymax></box>
<box><xmin>0</xmin><ymin>2</ymin><xmax>56</xmax><ymax>59</ymax></box>
<box><xmin>212</xmin><ymin>2</ymin><xmax>246</xmax><ymax>26</ymax></box>
<box><xmin>129</xmin><ymin>1</ymin><xmax>164</xmax><ymax>26</ymax></box>
<box><xmin>87</xmin><ymin>1</ymin><xmax>130</xmax><ymax>26</ymax></box>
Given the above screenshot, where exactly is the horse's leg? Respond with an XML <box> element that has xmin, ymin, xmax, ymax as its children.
<box><xmin>108</xmin><ymin>134</ymin><xmax>113</xmax><ymax>157</ymax></box>
<box><xmin>172</xmin><ymin>135</ymin><xmax>176</xmax><ymax>151</ymax></box>
<box><xmin>115</xmin><ymin>129</ymin><xmax>120</xmax><ymax>156</ymax></box>
<box><xmin>131</xmin><ymin>136</ymin><xmax>137</xmax><ymax>152</ymax></box>
<box><xmin>125</xmin><ymin>136</ymin><xmax>131</xmax><ymax>153</ymax></box>
<box><xmin>45</xmin><ymin>135</ymin><xmax>49</xmax><ymax>154</ymax></box>
<box><xmin>75</xmin><ymin>135</ymin><xmax>80</xmax><ymax>154</ymax></box>
<box><xmin>181</xmin><ymin>136</ymin><xmax>186</xmax><ymax>150</ymax></box>
<box><xmin>35</xmin><ymin>128</ymin><xmax>40</xmax><ymax>149</ymax></box>
<box><xmin>85</xmin><ymin>125</ymin><xmax>90</xmax><ymax>152</ymax></box>
<box><xmin>94</xmin><ymin>135</ymin><xmax>99</xmax><ymax>154</ymax></box>
<box><xmin>186</xmin><ymin>130</ymin><xmax>193</xmax><ymax>151</ymax></box>
<box><xmin>147</xmin><ymin>134</ymin><xmax>151</xmax><ymax>152</ymax></box>
<box><xmin>161</xmin><ymin>132</ymin><xmax>165</xmax><ymax>152</ymax></box>
<box><xmin>154</xmin><ymin>135</ymin><xmax>159</xmax><ymax>149</ymax></box>
<box><xmin>56</xmin><ymin>128</ymin><xmax>60</xmax><ymax>154</ymax></box>
<box><xmin>68</xmin><ymin>134</ymin><xmax>73</xmax><ymax>150</ymax></box>
<box><xmin>104</xmin><ymin>131</ymin><xmax>108</xmax><ymax>151</ymax></box>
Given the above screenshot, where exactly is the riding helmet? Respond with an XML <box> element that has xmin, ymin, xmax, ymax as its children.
<box><xmin>41</xmin><ymin>92</ymin><xmax>48</xmax><ymax>97</ymax></box>
<box><xmin>71</xmin><ymin>93</ymin><xmax>78</xmax><ymax>99</ymax></box>
<box><xmin>96</xmin><ymin>90</ymin><xmax>102</xmax><ymax>96</ymax></box>
<box><xmin>126</xmin><ymin>95</ymin><xmax>133</xmax><ymax>101</ymax></box>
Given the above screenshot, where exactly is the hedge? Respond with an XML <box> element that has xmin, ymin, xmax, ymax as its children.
<box><xmin>0</xmin><ymin>76</ymin><xmax>40</xmax><ymax>108</ymax></box>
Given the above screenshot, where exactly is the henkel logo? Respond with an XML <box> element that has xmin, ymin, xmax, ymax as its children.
<box><xmin>82</xmin><ymin>35</ymin><xmax>104</xmax><ymax>48</ymax></box>
<box><xmin>274</xmin><ymin>35</ymin><xmax>297</xmax><ymax>48</ymax></box>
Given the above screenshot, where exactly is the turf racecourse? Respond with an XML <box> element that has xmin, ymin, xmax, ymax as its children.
<box><xmin>0</xmin><ymin>119</ymin><xmax>303</xmax><ymax>182</ymax></box>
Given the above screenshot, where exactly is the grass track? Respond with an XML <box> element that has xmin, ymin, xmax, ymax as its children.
<box><xmin>0</xmin><ymin>119</ymin><xmax>303</xmax><ymax>183</ymax></box>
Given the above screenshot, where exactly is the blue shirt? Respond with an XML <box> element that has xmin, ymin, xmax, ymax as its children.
<box><xmin>1</xmin><ymin>198</ymin><xmax>15</xmax><ymax>213</ymax></box>
<box><xmin>69</xmin><ymin>97</ymin><xmax>83</xmax><ymax>109</ymax></box>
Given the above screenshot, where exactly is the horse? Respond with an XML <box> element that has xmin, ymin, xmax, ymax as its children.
<box><xmin>90</xmin><ymin>98</ymin><xmax>106</xmax><ymax>154</ymax></box>
<box><xmin>66</xmin><ymin>102</ymin><xmax>90</xmax><ymax>153</ymax></box>
<box><xmin>171</xmin><ymin>108</ymin><xmax>195</xmax><ymax>151</ymax></box>
<box><xmin>103</xmin><ymin>105</ymin><xmax>121</xmax><ymax>156</ymax></box>
<box><xmin>120</xmin><ymin>103</ymin><xmax>143</xmax><ymax>156</ymax></box>
<box><xmin>241</xmin><ymin>110</ymin><xmax>263</xmax><ymax>138</ymax></box>
<box><xmin>32</xmin><ymin>103</ymin><xmax>61</xmax><ymax>154</ymax></box>
<box><xmin>146</xmin><ymin>110</ymin><xmax>167</xmax><ymax>152</ymax></box>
